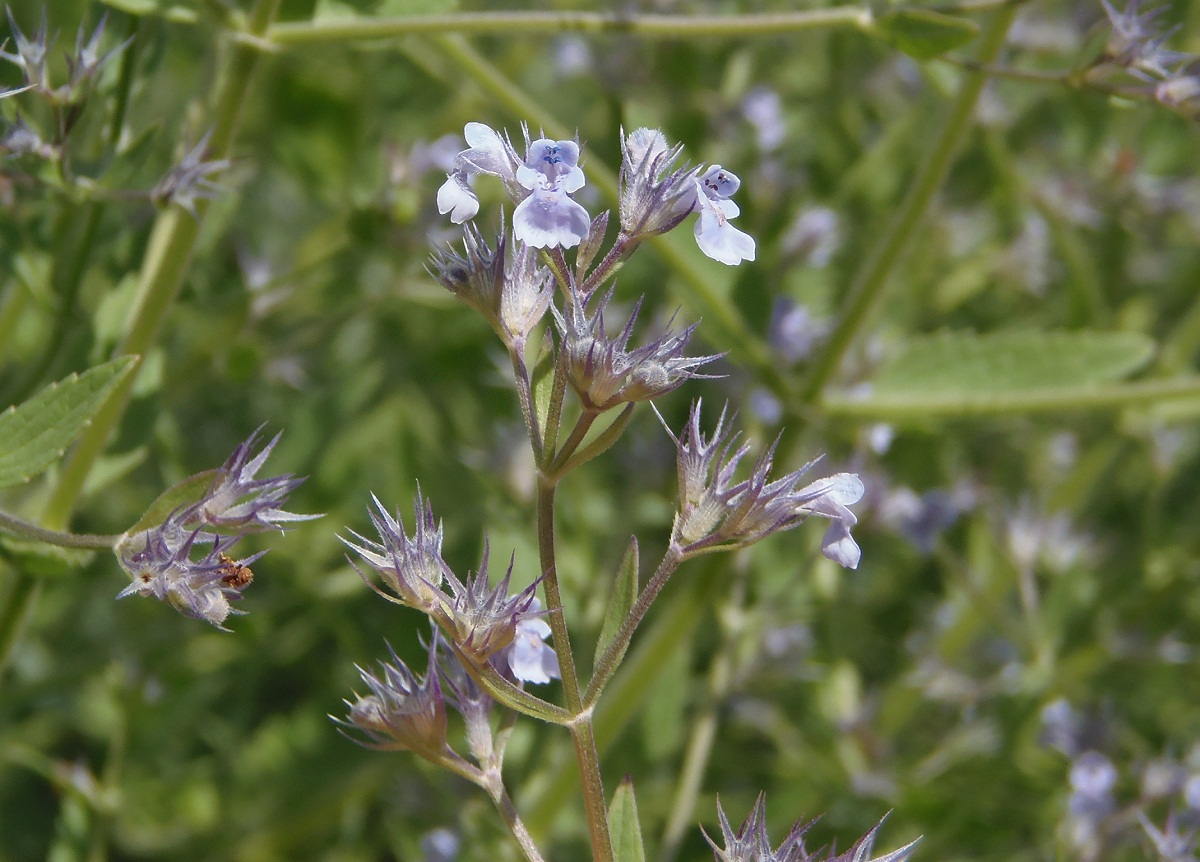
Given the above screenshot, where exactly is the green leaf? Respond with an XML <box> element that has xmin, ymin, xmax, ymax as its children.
<box><xmin>608</xmin><ymin>777</ymin><xmax>646</xmax><ymax>862</ymax></box>
<box><xmin>871</xmin><ymin>330</ymin><xmax>1155</xmax><ymax>396</ymax></box>
<box><xmin>0</xmin><ymin>357</ymin><xmax>137</xmax><ymax>489</ymax></box>
<box><xmin>640</xmin><ymin>642</ymin><xmax>689</xmax><ymax>762</ymax></box>
<box><xmin>594</xmin><ymin>537</ymin><xmax>639</xmax><ymax>670</ymax></box>
<box><xmin>531</xmin><ymin>338</ymin><xmax>556</xmax><ymax>444</ymax></box>
<box><xmin>873</xmin><ymin>10</ymin><xmax>980</xmax><ymax>60</ymax></box>
<box><xmin>125</xmin><ymin>469</ymin><xmax>220</xmax><ymax>536</ymax></box>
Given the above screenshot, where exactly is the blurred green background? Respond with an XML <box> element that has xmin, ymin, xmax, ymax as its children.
<box><xmin>3</xmin><ymin>0</ymin><xmax>1200</xmax><ymax>859</ymax></box>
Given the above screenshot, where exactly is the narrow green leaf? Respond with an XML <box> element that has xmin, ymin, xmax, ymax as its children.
<box><xmin>531</xmin><ymin>338</ymin><xmax>556</xmax><ymax>444</ymax></box>
<box><xmin>594</xmin><ymin>537</ymin><xmax>639</xmax><ymax>669</ymax></box>
<box><xmin>608</xmin><ymin>777</ymin><xmax>646</xmax><ymax>862</ymax></box>
<box><xmin>125</xmin><ymin>469</ymin><xmax>220</xmax><ymax>535</ymax></box>
<box><xmin>640</xmin><ymin>642</ymin><xmax>689</xmax><ymax>762</ymax></box>
<box><xmin>871</xmin><ymin>330</ymin><xmax>1155</xmax><ymax>396</ymax></box>
<box><xmin>873</xmin><ymin>9</ymin><xmax>980</xmax><ymax>60</ymax></box>
<box><xmin>0</xmin><ymin>357</ymin><xmax>137</xmax><ymax>489</ymax></box>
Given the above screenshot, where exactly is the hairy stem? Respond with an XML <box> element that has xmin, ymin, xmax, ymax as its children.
<box><xmin>0</xmin><ymin>511</ymin><xmax>121</xmax><ymax>549</ymax></box>
<box><xmin>485</xmin><ymin>773</ymin><xmax>549</xmax><ymax>862</ymax></box>
<box><xmin>535</xmin><ymin>480</ymin><xmax>614</xmax><ymax>862</ymax></box>
<box><xmin>584</xmin><ymin>543</ymin><xmax>683</xmax><ymax>707</ymax></box>
<box><xmin>266</xmin><ymin>7</ymin><xmax>875</xmax><ymax>44</ymax></box>
<box><xmin>797</xmin><ymin>5</ymin><xmax>1020</xmax><ymax>404</ymax></box>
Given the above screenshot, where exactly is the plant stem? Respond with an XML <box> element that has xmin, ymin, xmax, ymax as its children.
<box><xmin>266</xmin><ymin>8</ymin><xmax>875</xmax><ymax>45</ymax></box>
<box><xmin>510</xmin><ymin>342</ymin><xmax>543</xmax><ymax>463</ymax></box>
<box><xmin>796</xmin><ymin>5</ymin><xmax>1020</xmax><ymax>405</ymax></box>
<box><xmin>485</xmin><ymin>773</ymin><xmax>549</xmax><ymax>862</ymax></box>
<box><xmin>659</xmin><ymin>573</ymin><xmax>746</xmax><ymax>862</ymax></box>
<box><xmin>0</xmin><ymin>511</ymin><xmax>121</xmax><ymax>549</ymax></box>
<box><xmin>535</xmin><ymin>479</ymin><xmax>614</xmax><ymax>862</ymax></box>
<box><xmin>584</xmin><ymin>543</ymin><xmax>683</xmax><ymax>706</ymax></box>
<box><xmin>547</xmin><ymin>409</ymin><xmax>600</xmax><ymax>476</ymax></box>
<box><xmin>819</xmin><ymin>376</ymin><xmax>1200</xmax><ymax>419</ymax></box>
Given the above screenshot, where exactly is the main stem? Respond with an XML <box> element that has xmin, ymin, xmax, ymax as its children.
<box><xmin>535</xmin><ymin>480</ymin><xmax>614</xmax><ymax>862</ymax></box>
<box><xmin>796</xmin><ymin>5</ymin><xmax>1020</xmax><ymax>405</ymax></box>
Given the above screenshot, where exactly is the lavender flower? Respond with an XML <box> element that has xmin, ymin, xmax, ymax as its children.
<box><xmin>618</xmin><ymin>127</ymin><xmax>697</xmax><ymax>239</ymax></box>
<box><xmin>152</xmin><ymin>132</ymin><xmax>232</xmax><ymax>218</ymax></box>
<box><xmin>337</xmin><ymin>638</ymin><xmax>450</xmax><ymax>759</ymax></box>
<box><xmin>692</xmin><ymin>166</ymin><xmax>756</xmax><ymax>266</ymax></box>
<box><xmin>503</xmin><ymin>598</ymin><xmax>560</xmax><ymax>685</ymax></box>
<box><xmin>553</xmin><ymin>289</ymin><xmax>720</xmax><ymax>411</ymax></box>
<box><xmin>1138</xmin><ymin>811</ymin><xmax>1197</xmax><ymax>862</ymax></box>
<box><xmin>342</xmin><ymin>491</ymin><xmax>453</xmax><ymax>614</ymax></box>
<box><xmin>705</xmin><ymin>794</ymin><xmax>919</xmax><ymax>862</ymax></box>
<box><xmin>437</xmin><ymin>637</ymin><xmax>495</xmax><ymax>763</ymax></box>
<box><xmin>512</xmin><ymin>137</ymin><xmax>592</xmax><ymax>249</ymax></box>
<box><xmin>668</xmin><ymin>401</ymin><xmax>865</xmax><ymax>566</ymax></box>
<box><xmin>63</xmin><ymin>15</ymin><xmax>128</xmax><ymax>99</ymax></box>
<box><xmin>436</xmin><ymin>122</ymin><xmax>523</xmax><ymax>224</ymax></box>
<box><xmin>113</xmin><ymin>428</ymin><xmax>312</xmax><ymax>628</ymax></box>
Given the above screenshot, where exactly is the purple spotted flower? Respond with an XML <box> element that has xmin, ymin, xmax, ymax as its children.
<box><xmin>513</xmin><ymin>137</ymin><xmax>592</xmax><ymax>248</ymax></box>
<box><xmin>692</xmin><ymin>165</ymin><xmax>756</xmax><ymax>266</ymax></box>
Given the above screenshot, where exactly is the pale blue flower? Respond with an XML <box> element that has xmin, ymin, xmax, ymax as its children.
<box><xmin>693</xmin><ymin>166</ymin><xmax>756</xmax><ymax>266</ymax></box>
<box><xmin>436</xmin><ymin>122</ymin><xmax>522</xmax><ymax>224</ymax></box>
<box><xmin>504</xmin><ymin>598</ymin><xmax>560</xmax><ymax>685</ymax></box>
<box><xmin>513</xmin><ymin>137</ymin><xmax>591</xmax><ymax>249</ymax></box>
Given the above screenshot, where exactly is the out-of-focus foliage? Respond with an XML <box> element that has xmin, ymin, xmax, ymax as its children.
<box><xmin>2</xmin><ymin>0</ymin><xmax>1200</xmax><ymax>860</ymax></box>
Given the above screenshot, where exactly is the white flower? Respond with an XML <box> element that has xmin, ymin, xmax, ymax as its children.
<box><xmin>692</xmin><ymin>166</ymin><xmax>756</xmax><ymax>266</ymax></box>
<box><xmin>505</xmin><ymin>599</ymin><xmax>561</xmax><ymax>685</ymax></box>
<box><xmin>436</xmin><ymin>122</ymin><xmax>523</xmax><ymax>224</ymax></box>
<box><xmin>512</xmin><ymin>138</ymin><xmax>591</xmax><ymax>249</ymax></box>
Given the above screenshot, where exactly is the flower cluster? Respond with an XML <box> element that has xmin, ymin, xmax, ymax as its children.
<box><xmin>342</xmin><ymin>493</ymin><xmax>559</xmax><ymax>685</ymax></box>
<box><xmin>705</xmin><ymin>795</ymin><xmax>919</xmax><ymax>862</ymax></box>
<box><xmin>436</xmin><ymin>122</ymin><xmax>755</xmax><ymax>264</ymax></box>
<box><xmin>1093</xmin><ymin>1</ymin><xmax>1200</xmax><ymax>121</ymax></box>
<box><xmin>113</xmin><ymin>428</ymin><xmax>317</xmax><ymax>628</ymax></box>
<box><xmin>2</xmin><ymin>11</ymin><xmax>127</xmax><ymax>105</ymax></box>
<box><xmin>668</xmin><ymin>401</ymin><xmax>865</xmax><ymax>567</ymax></box>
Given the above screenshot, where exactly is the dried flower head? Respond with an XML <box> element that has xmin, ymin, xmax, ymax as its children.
<box><xmin>443</xmin><ymin>543</ymin><xmax>544</xmax><ymax>665</ymax></box>
<box><xmin>554</xmin><ymin>289</ymin><xmax>720</xmax><ymax>411</ymax></box>
<box><xmin>187</xmin><ymin>425</ymin><xmax>316</xmax><ymax>533</ymax></box>
<box><xmin>113</xmin><ymin>427</ymin><xmax>313</xmax><ymax>628</ymax></box>
<box><xmin>428</xmin><ymin>225</ymin><xmax>553</xmax><ymax>346</ymax></box>
<box><xmin>618</xmin><ymin>127</ymin><xmax>697</xmax><ymax>239</ymax></box>
<box><xmin>668</xmin><ymin>400</ymin><xmax>865</xmax><ymax>566</ymax></box>
<box><xmin>152</xmin><ymin>131</ymin><xmax>232</xmax><ymax>218</ymax></box>
<box><xmin>115</xmin><ymin>520</ymin><xmax>263</xmax><ymax>629</ymax></box>
<box><xmin>342</xmin><ymin>490</ymin><xmax>453</xmax><ymax>614</ymax></box>
<box><xmin>337</xmin><ymin>638</ymin><xmax>450</xmax><ymax>759</ymax></box>
<box><xmin>705</xmin><ymin>795</ymin><xmax>919</xmax><ymax>862</ymax></box>
<box><xmin>1</xmin><ymin>9</ymin><xmax>50</xmax><ymax>93</ymax></box>
<box><xmin>1099</xmin><ymin>0</ymin><xmax>1187</xmax><ymax>80</ymax></box>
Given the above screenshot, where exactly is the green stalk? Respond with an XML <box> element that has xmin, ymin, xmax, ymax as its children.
<box><xmin>819</xmin><ymin>376</ymin><xmax>1200</xmax><ymax>419</ymax></box>
<box><xmin>534</xmin><ymin>479</ymin><xmax>615</xmax><ymax>862</ymax></box>
<box><xmin>41</xmin><ymin>0</ymin><xmax>282</xmax><ymax>531</ymax></box>
<box><xmin>797</xmin><ymin>6</ymin><xmax>1020</xmax><ymax>405</ymax></box>
<box><xmin>267</xmin><ymin>8</ymin><xmax>873</xmax><ymax>45</ymax></box>
<box><xmin>0</xmin><ymin>510</ymin><xmax>120</xmax><ymax>549</ymax></box>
